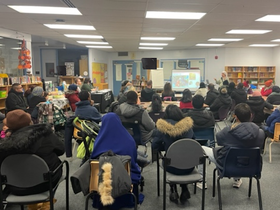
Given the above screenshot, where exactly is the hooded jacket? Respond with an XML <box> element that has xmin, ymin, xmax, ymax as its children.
<box><xmin>6</xmin><ymin>88</ymin><xmax>28</xmax><ymax>113</ymax></box>
<box><xmin>246</xmin><ymin>96</ymin><xmax>274</xmax><ymax>125</ymax></box>
<box><xmin>27</xmin><ymin>95</ymin><xmax>46</xmax><ymax>115</ymax></box>
<box><xmin>0</xmin><ymin>124</ymin><xmax>65</xmax><ymax>194</ymax></box>
<box><xmin>266</xmin><ymin>108</ymin><xmax>280</xmax><ymax>134</ymax></box>
<box><xmin>116</xmin><ymin>102</ymin><xmax>155</xmax><ymax>143</ymax></box>
<box><xmin>140</xmin><ymin>87</ymin><xmax>155</xmax><ymax>102</ymax></box>
<box><xmin>214</xmin><ymin>122</ymin><xmax>264</xmax><ymax>168</ymax></box>
<box><xmin>187</xmin><ymin>108</ymin><xmax>215</xmax><ymax>128</ymax></box>
<box><xmin>210</xmin><ymin>93</ymin><xmax>232</xmax><ymax>119</ymax></box>
<box><xmin>75</xmin><ymin>100</ymin><xmax>102</xmax><ymax>123</ymax></box>
<box><xmin>194</xmin><ymin>88</ymin><xmax>207</xmax><ymax>98</ymax></box>
<box><xmin>231</xmin><ymin>88</ymin><xmax>247</xmax><ymax>105</ymax></box>
<box><xmin>65</xmin><ymin>90</ymin><xmax>80</xmax><ymax>111</ymax></box>
<box><xmin>152</xmin><ymin>117</ymin><xmax>194</xmax><ymax>152</ymax></box>
<box><xmin>267</xmin><ymin>92</ymin><xmax>280</xmax><ymax>105</ymax></box>
<box><xmin>205</xmin><ymin>89</ymin><xmax>219</xmax><ymax>106</ymax></box>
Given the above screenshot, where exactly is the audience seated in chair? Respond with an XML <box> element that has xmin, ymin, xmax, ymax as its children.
<box><xmin>90</xmin><ymin>113</ymin><xmax>142</xmax><ymax>209</ymax></box>
<box><xmin>266</xmin><ymin>86</ymin><xmax>280</xmax><ymax>105</ymax></box>
<box><xmin>227</xmin><ymin>82</ymin><xmax>236</xmax><ymax>96</ymax></box>
<box><xmin>180</xmin><ymin>89</ymin><xmax>193</xmax><ymax>109</ymax></box>
<box><xmin>140</xmin><ymin>80</ymin><xmax>155</xmax><ymax>102</ymax></box>
<box><xmin>210</xmin><ymin>87</ymin><xmax>232</xmax><ymax>119</ymax></box>
<box><xmin>6</xmin><ymin>83</ymin><xmax>28</xmax><ymax>113</ymax></box>
<box><xmin>27</xmin><ymin>86</ymin><xmax>46</xmax><ymax>115</ymax></box>
<box><xmin>231</xmin><ymin>83</ymin><xmax>247</xmax><ymax>105</ymax></box>
<box><xmin>194</xmin><ymin>82</ymin><xmax>207</xmax><ymax>98</ymax></box>
<box><xmin>246</xmin><ymin>91</ymin><xmax>274</xmax><ymax>126</ymax></box>
<box><xmin>204</xmin><ymin>83</ymin><xmax>219</xmax><ymax>106</ymax></box>
<box><xmin>75</xmin><ymin>91</ymin><xmax>102</xmax><ymax>123</ymax></box>
<box><xmin>65</xmin><ymin>84</ymin><xmax>80</xmax><ymax>112</ymax></box>
<box><xmin>187</xmin><ymin>95</ymin><xmax>215</xmax><ymax>128</ymax></box>
<box><xmin>263</xmin><ymin>106</ymin><xmax>280</xmax><ymax>138</ymax></box>
<box><xmin>0</xmin><ymin>109</ymin><xmax>65</xmax><ymax>195</ymax></box>
<box><xmin>161</xmin><ymin>82</ymin><xmax>177</xmax><ymax>101</ymax></box>
<box><xmin>117</xmin><ymin>82</ymin><xmax>136</xmax><ymax>105</ymax></box>
<box><xmin>261</xmin><ymin>79</ymin><xmax>273</xmax><ymax>96</ymax></box>
<box><xmin>152</xmin><ymin>104</ymin><xmax>195</xmax><ymax>203</ymax></box>
<box><xmin>202</xmin><ymin>103</ymin><xmax>265</xmax><ymax>188</ymax></box>
<box><xmin>116</xmin><ymin>90</ymin><xmax>155</xmax><ymax>144</ymax></box>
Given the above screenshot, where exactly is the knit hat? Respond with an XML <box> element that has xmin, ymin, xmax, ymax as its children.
<box><xmin>252</xmin><ymin>91</ymin><xmax>261</xmax><ymax>96</ymax></box>
<box><xmin>6</xmin><ymin>110</ymin><xmax>31</xmax><ymax>131</ymax></box>
<box><xmin>32</xmin><ymin>86</ymin><xmax>43</xmax><ymax>96</ymax></box>
<box><xmin>68</xmin><ymin>84</ymin><xmax>78</xmax><ymax>91</ymax></box>
<box><xmin>265</xmin><ymin>79</ymin><xmax>273</xmax><ymax>87</ymax></box>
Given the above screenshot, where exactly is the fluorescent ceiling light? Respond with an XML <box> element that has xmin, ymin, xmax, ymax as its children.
<box><xmin>139</xmin><ymin>43</ymin><xmax>168</xmax><ymax>46</ymax></box>
<box><xmin>226</xmin><ymin>30</ymin><xmax>271</xmax><ymax>34</ymax></box>
<box><xmin>0</xmin><ymin>44</ymin><xmax>5</xmax><ymax>46</ymax></box>
<box><xmin>141</xmin><ymin>37</ymin><xmax>175</xmax><ymax>41</ymax></box>
<box><xmin>208</xmin><ymin>38</ymin><xmax>243</xmax><ymax>42</ymax></box>
<box><xmin>86</xmin><ymin>45</ymin><xmax>112</xmax><ymax>48</ymax></box>
<box><xmin>256</xmin><ymin>15</ymin><xmax>280</xmax><ymax>22</ymax></box>
<box><xmin>44</xmin><ymin>24</ymin><xmax>95</xmax><ymax>30</ymax></box>
<box><xmin>8</xmin><ymin>5</ymin><xmax>82</xmax><ymax>15</ymax></box>
<box><xmin>0</xmin><ymin>37</ymin><xmax>3</xmax><ymax>39</ymax></box>
<box><xmin>11</xmin><ymin>47</ymin><xmax>21</xmax><ymax>50</ymax></box>
<box><xmin>271</xmin><ymin>39</ymin><xmax>280</xmax><ymax>42</ymax></box>
<box><xmin>146</xmin><ymin>11</ymin><xmax>206</xmax><ymax>19</ymax></box>
<box><xmin>65</xmin><ymin>34</ymin><xmax>103</xmax><ymax>39</ymax></box>
<box><xmin>139</xmin><ymin>47</ymin><xmax>163</xmax><ymax>50</ymax></box>
<box><xmin>196</xmin><ymin>44</ymin><xmax>224</xmax><ymax>46</ymax></box>
<box><xmin>249</xmin><ymin>44</ymin><xmax>279</xmax><ymax>47</ymax></box>
<box><xmin>77</xmin><ymin>41</ymin><xmax>108</xmax><ymax>44</ymax></box>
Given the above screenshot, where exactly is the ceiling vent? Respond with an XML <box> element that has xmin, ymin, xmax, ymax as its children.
<box><xmin>118</xmin><ymin>52</ymin><xmax>128</xmax><ymax>56</ymax></box>
<box><xmin>61</xmin><ymin>0</ymin><xmax>76</xmax><ymax>8</ymax></box>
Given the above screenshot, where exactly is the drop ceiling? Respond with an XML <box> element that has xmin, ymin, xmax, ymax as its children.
<box><xmin>1</xmin><ymin>0</ymin><xmax>280</xmax><ymax>52</ymax></box>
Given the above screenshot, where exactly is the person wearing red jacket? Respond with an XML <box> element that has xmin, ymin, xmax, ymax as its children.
<box><xmin>261</xmin><ymin>79</ymin><xmax>273</xmax><ymax>96</ymax></box>
<box><xmin>65</xmin><ymin>84</ymin><xmax>80</xmax><ymax>111</ymax></box>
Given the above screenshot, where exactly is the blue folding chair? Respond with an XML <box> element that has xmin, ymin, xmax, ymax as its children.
<box><xmin>193</xmin><ymin>127</ymin><xmax>215</xmax><ymax>147</ymax></box>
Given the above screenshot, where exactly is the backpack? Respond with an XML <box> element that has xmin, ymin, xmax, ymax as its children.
<box><xmin>108</xmin><ymin>101</ymin><xmax>119</xmax><ymax>113</ymax></box>
<box><xmin>98</xmin><ymin>151</ymin><xmax>132</xmax><ymax>206</ymax></box>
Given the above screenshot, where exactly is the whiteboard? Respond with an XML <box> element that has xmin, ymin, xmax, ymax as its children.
<box><xmin>150</xmin><ymin>68</ymin><xmax>164</xmax><ymax>89</ymax></box>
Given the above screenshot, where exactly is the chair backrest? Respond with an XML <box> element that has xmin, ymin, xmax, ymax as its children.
<box><xmin>193</xmin><ymin>127</ymin><xmax>214</xmax><ymax>141</ymax></box>
<box><xmin>148</xmin><ymin>112</ymin><xmax>165</xmax><ymax>124</ymax></box>
<box><xmin>222</xmin><ymin>147</ymin><xmax>261</xmax><ymax>178</ymax></box>
<box><xmin>166</xmin><ymin>139</ymin><xmax>204</xmax><ymax>169</ymax></box>
<box><xmin>273</xmin><ymin>122</ymin><xmax>280</xmax><ymax>141</ymax></box>
<box><xmin>181</xmin><ymin>108</ymin><xmax>192</xmax><ymax>113</ymax></box>
<box><xmin>218</xmin><ymin>106</ymin><xmax>230</xmax><ymax>120</ymax></box>
<box><xmin>163</xmin><ymin>96</ymin><xmax>172</xmax><ymax>101</ymax></box>
<box><xmin>122</xmin><ymin>121</ymin><xmax>142</xmax><ymax>145</ymax></box>
<box><xmin>273</xmin><ymin>101</ymin><xmax>280</xmax><ymax>105</ymax></box>
<box><xmin>1</xmin><ymin>154</ymin><xmax>49</xmax><ymax>188</ymax></box>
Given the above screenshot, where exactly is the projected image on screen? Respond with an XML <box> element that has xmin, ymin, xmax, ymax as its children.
<box><xmin>171</xmin><ymin>70</ymin><xmax>201</xmax><ymax>92</ymax></box>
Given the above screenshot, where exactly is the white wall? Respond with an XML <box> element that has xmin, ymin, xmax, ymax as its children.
<box><xmin>32</xmin><ymin>46</ymin><xmax>41</xmax><ymax>76</ymax></box>
<box><xmin>273</xmin><ymin>47</ymin><xmax>280</xmax><ymax>85</ymax></box>
<box><xmin>41</xmin><ymin>49</ymin><xmax>57</xmax><ymax>84</ymax></box>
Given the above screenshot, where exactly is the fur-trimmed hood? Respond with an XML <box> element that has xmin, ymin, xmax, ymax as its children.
<box><xmin>156</xmin><ymin>117</ymin><xmax>193</xmax><ymax>137</ymax></box>
<box><xmin>0</xmin><ymin>124</ymin><xmax>53</xmax><ymax>153</ymax></box>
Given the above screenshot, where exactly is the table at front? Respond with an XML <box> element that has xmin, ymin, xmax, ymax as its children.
<box><xmin>91</xmin><ymin>90</ymin><xmax>114</xmax><ymax>113</ymax></box>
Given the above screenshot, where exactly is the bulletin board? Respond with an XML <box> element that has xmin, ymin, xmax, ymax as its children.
<box><xmin>92</xmin><ymin>62</ymin><xmax>107</xmax><ymax>84</ymax></box>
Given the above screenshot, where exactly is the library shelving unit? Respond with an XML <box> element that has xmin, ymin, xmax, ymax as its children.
<box><xmin>0</xmin><ymin>82</ymin><xmax>43</xmax><ymax>113</ymax></box>
<box><xmin>225</xmin><ymin>66</ymin><xmax>275</xmax><ymax>87</ymax></box>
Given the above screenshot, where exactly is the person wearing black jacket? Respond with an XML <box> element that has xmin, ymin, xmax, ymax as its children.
<box><xmin>246</xmin><ymin>91</ymin><xmax>274</xmax><ymax>125</ymax></box>
<box><xmin>187</xmin><ymin>95</ymin><xmax>215</xmax><ymax>128</ymax></box>
<box><xmin>231</xmin><ymin>83</ymin><xmax>247</xmax><ymax>105</ymax></box>
<box><xmin>210</xmin><ymin>87</ymin><xmax>232</xmax><ymax>119</ymax></box>
<box><xmin>140</xmin><ymin>80</ymin><xmax>155</xmax><ymax>102</ymax></box>
<box><xmin>267</xmin><ymin>86</ymin><xmax>280</xmax><ymax>105</ymax></box>
<box><xmin>204</xmin><ymin>83</ymin><xmax>219</xmax><ymax>106</ymax></box>
<box><xmin>5</xmin><ymin>83</ymin><xmax>28</xmax><ymax>113</ymax></box>
<box><xmin>27</xmin><ymin>86</ymin><xmax>46</xmax><ymax>115</ymax></box>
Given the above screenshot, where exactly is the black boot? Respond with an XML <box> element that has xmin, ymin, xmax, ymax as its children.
<box><xmin>180</xmin><ymin>184</ymin><xmax>191</xmax><ymax>203</ymax></box>
<box><xmin>169</xmin><ymin>184</ymin><xmax>179</xmax><ymax>203</ymax></box>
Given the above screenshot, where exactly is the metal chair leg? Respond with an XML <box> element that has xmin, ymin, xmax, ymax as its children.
<box><xmin>217</xmin><ymin>177</ymin><xmax>222</xmax><ymax>210</ymax></box>
<box><xmin>157</xmin><ymin>152</ymin><xmax>160</xmax><ymax>197</ymax></box>
<box><xmin>248</xmin><ymin>177</ymin><xmax>252</xmax><ymax>197</ymax></box>
<box><xmin>212</xmin><ymin>168</ymin><xmax>217</xmax><ymax>197</ymax></box>
<box><xmin>256</xmin><ymin>178</ymin><xmax>263</xmax><ymax>210</ymax></box>
<box><xmin>269</xmin><ymin>141</ymin><xmax>274</xmax><ymax>163</ymax></box>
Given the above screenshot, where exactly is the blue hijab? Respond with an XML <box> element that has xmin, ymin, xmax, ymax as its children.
<box><xmin>91</xmin><ymin>113</ymin><xmax>141</xmax><ymax>183</ymax></box>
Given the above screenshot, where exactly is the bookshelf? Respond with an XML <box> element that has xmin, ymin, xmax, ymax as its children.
<box><xmin>225</xmin><ymin>66</ymin><xmax>275</xmax><ymax>87</ymax></box>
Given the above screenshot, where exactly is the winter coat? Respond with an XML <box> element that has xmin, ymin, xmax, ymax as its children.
<box><xmin>210</xmin><ymin>93</ymin><xmax>232</xmax><ymax>119</ymax></box>
<box><xmin>0</xmin><ymin>124</ymin><xmax>65</xmax><ymax>194</ymax></box>
<box><xmin>180</xmin><ymin>101</ymin><xmax>193</xmax><ymax>109</ymax></box>
<box><xmin>214</xmin><ymin>122</ymin><xmax>264</xmax><ymax>168</ymax></box>
<box><xmin>116</xmin><ymin>102</ymin><xmax>155</xmax><ymax>143</ymax></box>
<box><xmin>27</xmin><ymin>95</ymin><xmax>46</xmax><ymax>115</ymax></box>
<box><xmin>231</xmin><ymin>88</ymin><xmax>247</xmax><ymax>105</ymax></box>
<box><xmin>140</xmin><ymin>87</ymin><xmax>155</xmax><ymax>102</ymax></box>
<box><xmin>65</xmin><ymin>90</ymin><xmax>80</xmax><ymax>111</ymax></box>
<box><xmin>261</xmin><ymin>86</ymin><xmax>273</xmax><ymax>96</ymax></box>
<box><xmin>246</xmin><ymin>96</ymin><xmax>274</xmax><ymax>125</ymax></box>
<box><xmin>75</xmin><ymin>100</ymin><xmax>102</xmax><ymax>123</ymax></box>
<box><xmin>194</xmin><ymin>88</ymin><xmax>207</xmax><ymax>98</ymax></box>
<box><xmin>267</xmin><ymin>92</ymin><xmax>280</xmax><ymax>105</ymax></box>
<box><xmin>162</xmin><ymin>92</ymin><xmax>177</xmax><ymax>101</ymax></box>
<box><xmin>187</xmin><ymin>108</ymin><xmax>215</xmax><ymax>128</ymax></box>
<box><xmin>266</xmin><ymin>109</ymin><xmax>280</xmax><ymax>134</ymax></box>
<box><xmin>6</xmin><ymin>88</ymin><xmax>28</xmax><ymax>113</ymax></box>
<box><xmin>215</xmin><ymin>77</ymin><xmax>229</xmax><ymax>87</ymax></box>
<box><xmin>152</xmin><ymin>117</ymin><xmax>194</xmax><ymax>152</ymax></box>
<box><xmin>204</xmin><ymin>89</ymin><xmax>219</xmax><ymax>106</ymax></box>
